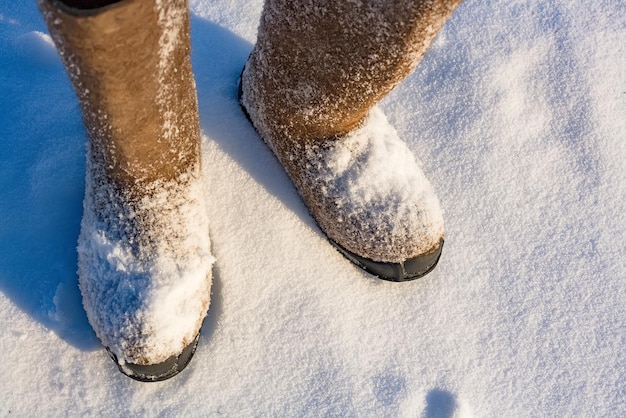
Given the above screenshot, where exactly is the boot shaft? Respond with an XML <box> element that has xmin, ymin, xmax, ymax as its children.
<box><xmin>241</xmin><ymin>0</ymin><xmax>462</xmax><ymax>144</ymax></box>
<box><xmin>38</xmin><ymin>0</ymin><xmax>201</xmax><ymax>189</ymax></box>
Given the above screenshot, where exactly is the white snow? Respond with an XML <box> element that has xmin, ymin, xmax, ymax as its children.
<box><xmin>0</xmin><ymin>0</ymin><xmax>624</xmax><ymax>416</ymax></box>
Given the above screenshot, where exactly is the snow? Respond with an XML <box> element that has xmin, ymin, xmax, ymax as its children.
<box><xmin>0</xmin><ymin>0</ymin><xmax>624</xmax><ymax>416</ymax></box>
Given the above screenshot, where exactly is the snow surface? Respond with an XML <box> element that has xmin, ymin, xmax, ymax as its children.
<box><xmin>0</xmin><ymin>0</ymin><xmax>625</xmax><ymax>416</ymax></box>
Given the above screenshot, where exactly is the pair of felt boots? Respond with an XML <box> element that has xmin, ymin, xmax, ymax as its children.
<box><xmin>39</xmin><ymin>0</ymin><xmax>460</xmax><ymax>381</ymax></box>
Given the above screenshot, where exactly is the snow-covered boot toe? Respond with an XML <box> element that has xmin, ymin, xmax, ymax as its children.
<box><xmin>78</xmin><ymin>168</ymin><xmax>214</xmax><ymax>380</ymax></box>
<box><xmin>292</xmin><ymin>107</ymin><xmax>444</xmax><ymax>280</ymax></box>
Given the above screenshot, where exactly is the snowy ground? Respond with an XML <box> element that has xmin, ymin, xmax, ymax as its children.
<box><xmin>1</xmin><ymin>0</ymin><xmax>625</xmax><ymax>416</ymax></box>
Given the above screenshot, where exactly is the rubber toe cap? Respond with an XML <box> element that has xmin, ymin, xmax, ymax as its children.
<box><xmin>330</xmin><ymin>239</ymin><xmax>444</xmax><ymax>282</ymax></box>
<box><xmin>107</xmin><ymin>332</ymin><xmax>201</xmax><ymax>382</ymax></box>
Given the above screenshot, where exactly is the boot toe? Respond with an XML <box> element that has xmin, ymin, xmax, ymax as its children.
<box><xmin>107</xmin><ymin>331</ymin><xmax>201</xmax><ymax>382</ymax></box>
<box><xmin>330</xmin><ymin>238</ymin><xmax>444</xmax><ymax>282</ymax></box>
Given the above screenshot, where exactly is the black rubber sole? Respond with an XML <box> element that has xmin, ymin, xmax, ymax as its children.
<box><xmin>330</xmin><ymin>239</ymin><xmax>444</xmax><ymax>282</ymax></box>
<box><xmin>107</xmin><ymin>331</ymin><xmax>201</xmax><ymax>382</ymax></box>
<box><xmin>238</xmin><ymin>73</ymin><xmax>443</xmax><ymax>282</ymax></box>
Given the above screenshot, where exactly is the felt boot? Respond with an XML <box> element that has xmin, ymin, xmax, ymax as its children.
<box><xmin>38</xmin><ymin>0</ymin><xmax>214</xmax><ymax>381</ymax></box>
<box><xmin>240</xmin><ymin>0</ymin><xmax>462</xmax><ymax>281</ymax></box>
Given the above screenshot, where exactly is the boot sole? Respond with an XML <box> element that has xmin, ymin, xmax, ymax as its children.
<box><xmin>106</xmin><ymin>331</ymin><xmax>201</xmax><ymax>382</ymax></box>
<box><xmin>238</xmin><ymin>74</ymin><xmax>443</xmax><ymax>282</ymax></box>
<box><xmin>329</xmin><ymin>238</ymin><xmax>443</xmax><ymax>282</ymax></box>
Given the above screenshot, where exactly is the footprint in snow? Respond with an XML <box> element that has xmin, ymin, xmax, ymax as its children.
<box><xmin>423</xmin><ymin>388</ymin><xmax>457</xmax><ymax>418</ymax></box>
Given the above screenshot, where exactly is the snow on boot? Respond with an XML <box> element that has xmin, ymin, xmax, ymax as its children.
<box><xmin>38</xmin><ymin>0</ymin><xmax>214</xmax><ymax>381</ymax></box>
<box><xmin>240</xmin><ymin>0</ymin><xmax>461</xmax><ymax>281</ymax></box>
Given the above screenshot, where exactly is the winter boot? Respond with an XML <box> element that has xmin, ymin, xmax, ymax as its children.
<box><xmin>38</xmin><ymin>0</ymin><xmax>214</xmax><ymax>381</ymax></box>
<box><xmin>240</xmin><ymin>0</ymin><xmax>462</xmax><ymax>281</ymax></box>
